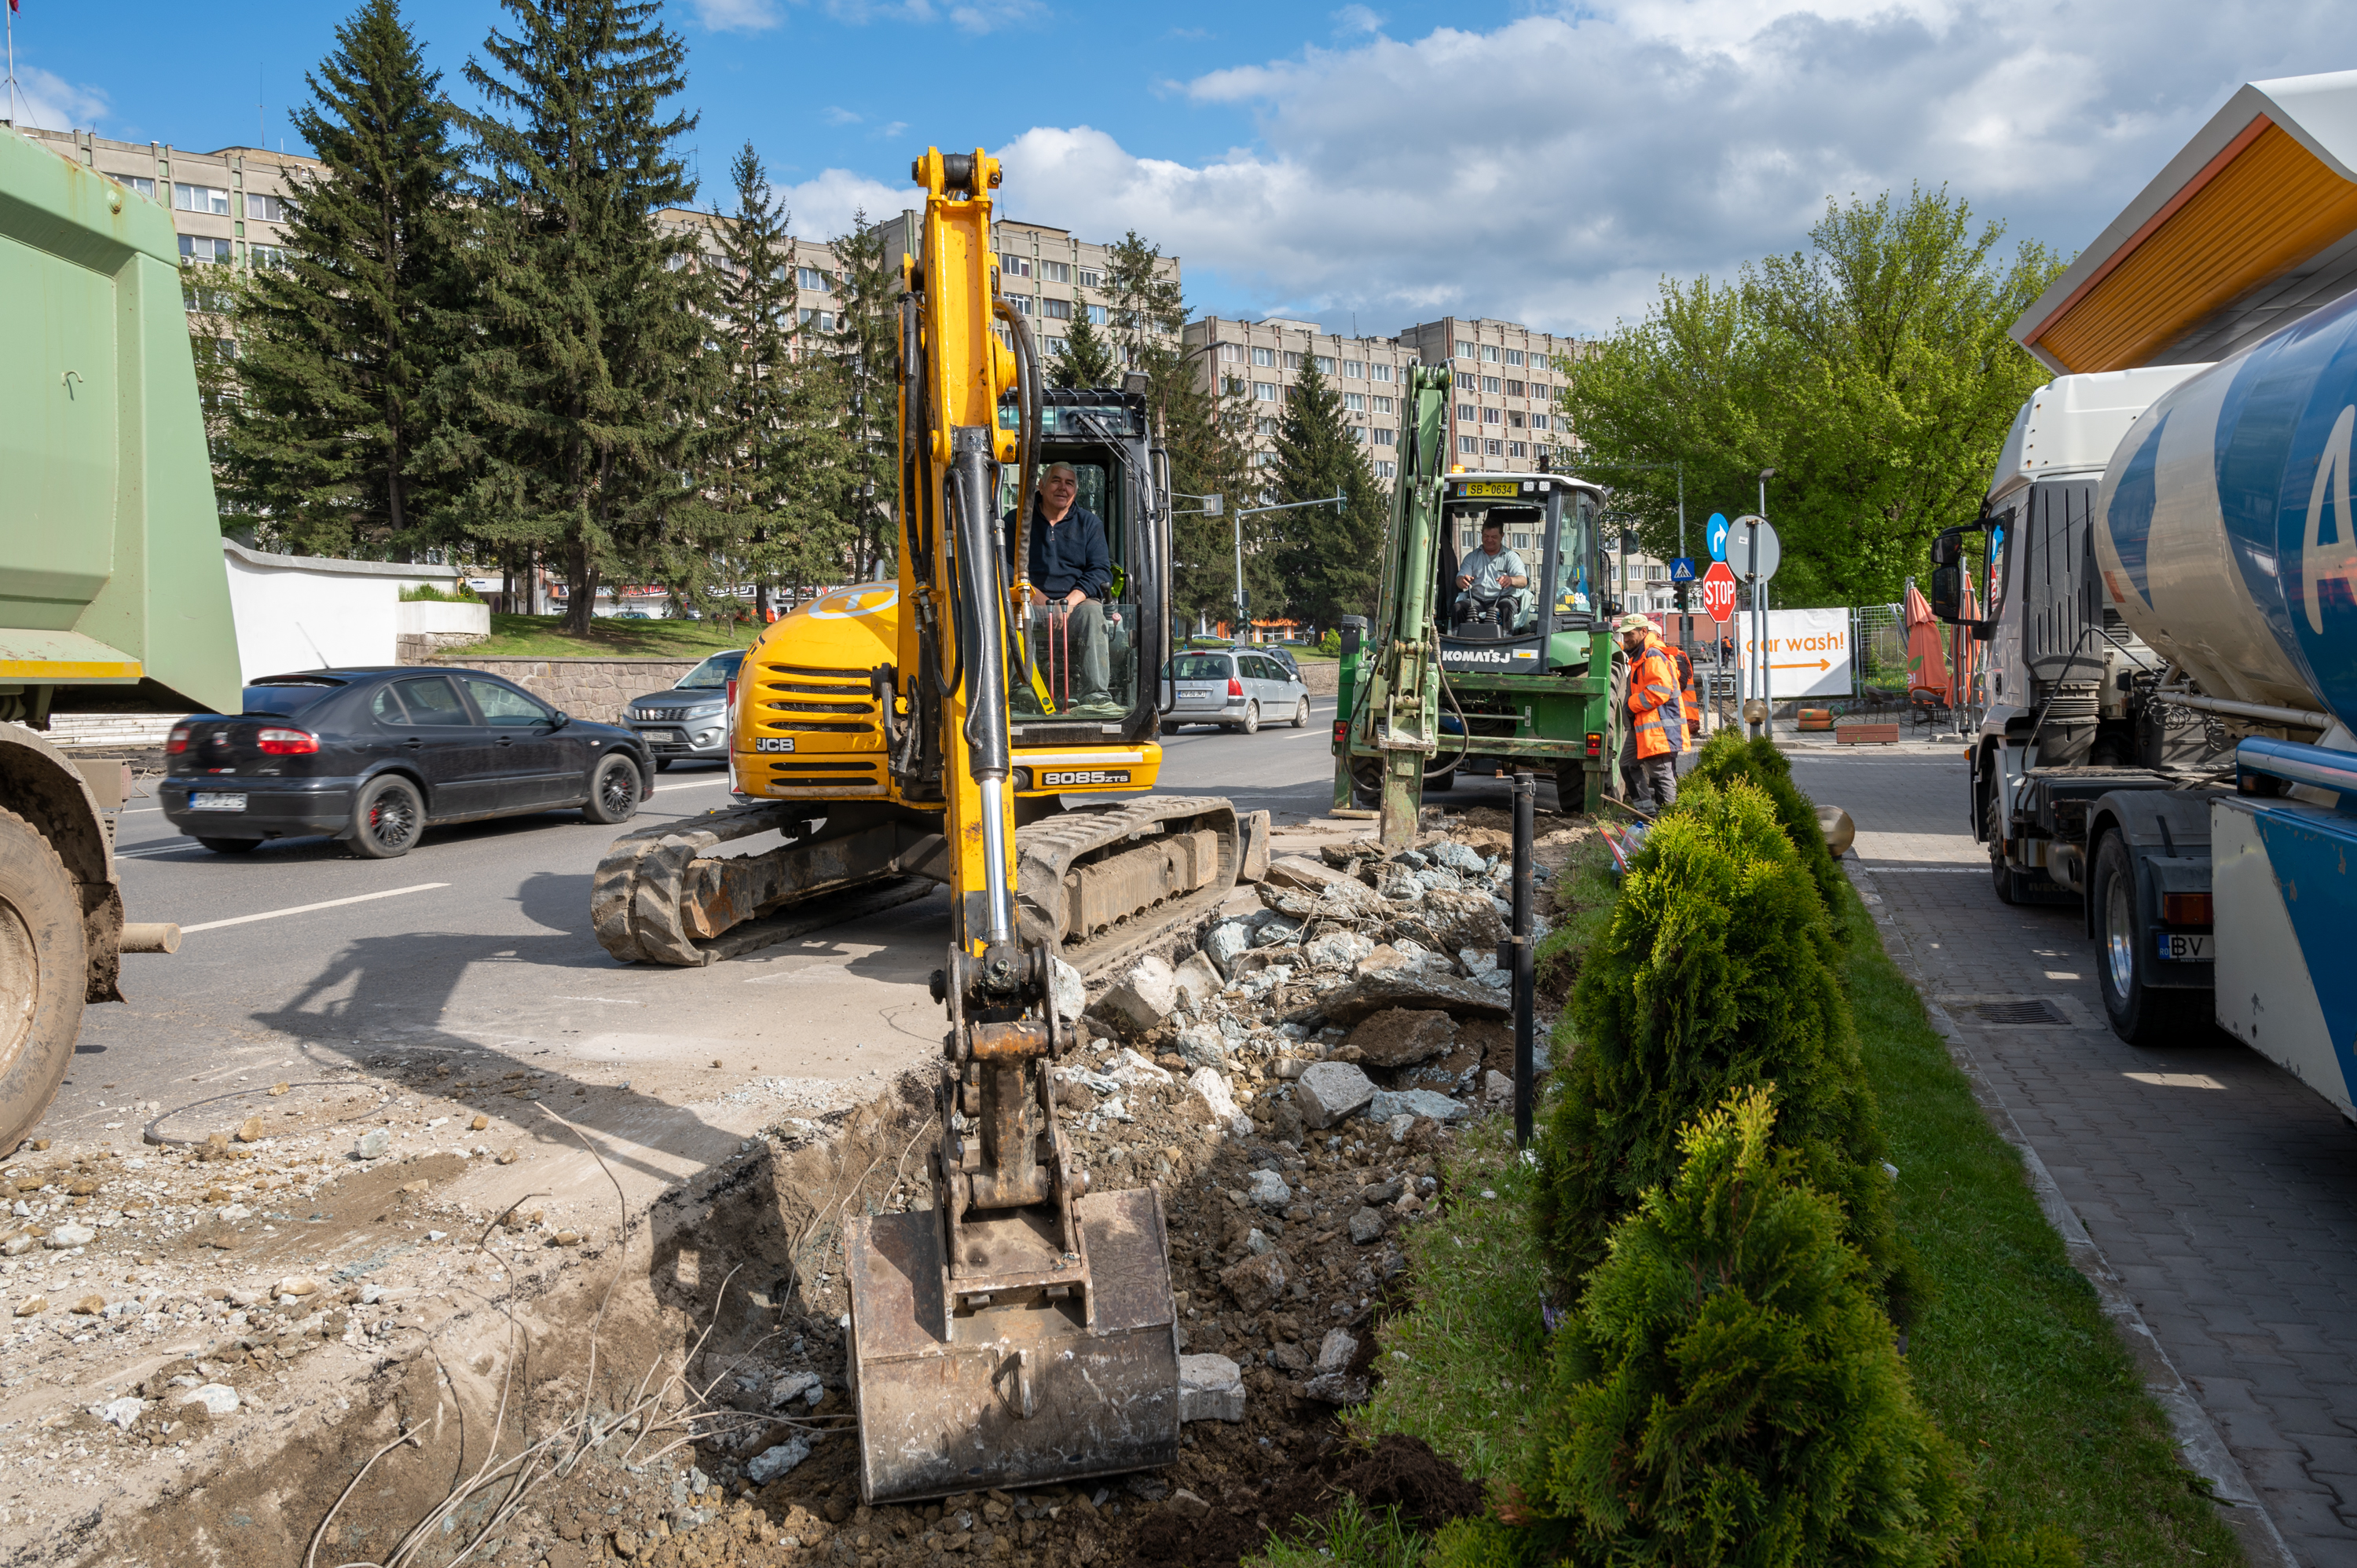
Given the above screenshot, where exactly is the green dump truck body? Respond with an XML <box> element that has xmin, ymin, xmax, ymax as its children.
<box><xmin>0</xmin><ymin>124</ymin><xmax>240</xmax><ymax>1153</ymax></box>
<box><xmin>0</xmin><ymin>124</ymin><xmax>240</xmax><ymax>716</ymax></box>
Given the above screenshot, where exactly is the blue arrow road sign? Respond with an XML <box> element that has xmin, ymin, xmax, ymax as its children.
<box><xmin>1670</xmin><ymin>558</ymin><xmax>1697</xmax><ymax>583</ymax></box>
<box><xmin>1706</xmin><ymin>513</ymin><xmax>1730</xmax><ymax>562</ymax></box>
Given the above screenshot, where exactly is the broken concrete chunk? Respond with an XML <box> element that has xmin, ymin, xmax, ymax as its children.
<box><xmin>1296</xmin><ymin>1061</ymin><xmax>1376</xmax><ymax>1130</ymax></box>
<box><xmin>1485</xmin><ymin>1069</ymin><xmax>1516</xmax><ymax>1105</ymax></box>
<box><xmin>746</xmin><ymin>1435</ymin><xmax>812</xmax><ymax>1484</ymax></box>
<box><xmin>1219</xmin><ymin>1251</ymin><xmax>1288</xmax><ymax>1313</ymax></box>
<box><xmin>1432</xmin><ymin>841</ymin><xmax>1486</xmax><ymax>876</ymax></box>
<box><xmin>1314</xmin><ymin>1328</ymin><xmax>1359</xmax><ymax>1376</ymax></box>
<box><xmin>1245</xmin><ymin>1169</ymin><xmax>1292</xmax><ymax>1209</ymax></box>
<box><xmin>1244</xmin><ymin>1227</ymin><xmax>1276</xmax><ymax>1257</ymax></box>
<box><xmin>43</xmin><ymin>1223</ymin><xmax>94</xmax><ymax>1249</ymax></box>
<box><xmin>1168</xmin><ymin>1487</ymin><xmax>1213</xmax><ymax>1522</ymax></box>
<box><xmin>1303</xmin><ymin>1372</ymin><xmax>1371</xmax><ymax>1405</ymax></box>
<box><xmin>1202</xmin><ymin>921</ymin><xmax>1254</xmax><ymax>977</ymax></box>
<box><xmin>1171</xmin><ymin>950</ymin><xmax>1224</xmax><ymax>1012</ymax></box>
<box><xmin>1268</xmin><ymin>1340</ymin><xmax>1311</xmax><ymax>1375</ymax></box>
<box><xmin>1370</xmin><ymin>1088</ymin><xmax>1467</xmax><ymax>1123</ymax></box>
<box><xmin>1179</xmin><ymin>1353</ymin><xmax>1246</xmax><ymax>1423</ymax></box>
<box><xmin>354</xmin><ymin>1129</ymin><xmax>392</xmax><ymax>1160</ymax></box>
<box><xmin>179</xmin><ymin>1383</ymin><xmax>240</xmax><ymax>1416</ymax></box>
<box><xmin>1265</xmin><ymin>855</ymin><xmax>1353</xmax><ymax>895</ymax></box>
<box><xmin>97</xmin><ymin>1396</ymin><xmax>145</xmax><ymax>1431</ymax></box>
<box><xmin>1318</xmin><ymin>969</ymin><xmax>1512</xmax><ymax>1025</ymax></box>
<box><xmin>1343</xmin><ymin>1007</ymin><xmax>1456</xmax><ymax>1068</ymax></box>
<box><xmin>1348</xmin><ymin>1207</ymin><xmax>1387</xmax><ymax>1245</ymax></box>
<box><xmin>1186</xmin><ymin>1067</ymin><xmax>1249</xmax><ymax>1136</ymax></box>
<box><xmin>1175</xmin><ymin>1023</ymin><xmax>1230</xmax><ymax>1069</ymax></box>
<box><xmin>1096</xmin><ymin>954</ymin><xmax>1179</xmax><ymax>1034</ymax></box>
<box><xmin>1303</xmin><ymin>929</ymin><xmax>1377</xmax><ymax>969</ymax></box>
<box><xmin>1050</xmin><ymin>957</ymin><xmax>1087</xmax><ymax>1026</ymax></box>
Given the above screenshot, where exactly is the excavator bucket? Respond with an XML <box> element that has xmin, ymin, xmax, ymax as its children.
<box><xmin>845</xmin><ymin>1186</ymin><xmax>1181</xmax><ymax>1503</ymax></box>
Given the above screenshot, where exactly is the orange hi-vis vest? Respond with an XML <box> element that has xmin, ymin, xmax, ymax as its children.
<box><xmin>1675</xmin><ymin>648</ymin><xmax>1701</xmax><ymax>735</ymax></box>
<box><xmin>1629</xmin><ymin>636</ymin><xmax>1685</xmax><ymax>760</ymax></box>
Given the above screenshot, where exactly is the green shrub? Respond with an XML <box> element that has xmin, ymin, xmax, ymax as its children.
<box><xmin>1320</xmin><ymin>628</ymin><xmax>1343</xmax><ymax>656</ymax></box>
<box><xmin>1685</xmin><ymin>730</ymin><xmax>1846</xmax><ymax>922</ymax></box>
<box><xmin>1530</xmin><ymin>1087</ymin><xmax>1967</xmax><ymax>1567</ymax></box>
<box><xmin>1534</xmin><ymin>777</ymin><xmax>1895</xmax><ymax>1295</ymax></box>
<box><xmin>400</xmin><ymin>581</ymin><xmax>478</xmax><ymax>602</ymax></box>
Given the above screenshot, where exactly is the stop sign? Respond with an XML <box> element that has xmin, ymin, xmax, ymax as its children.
<box><xmin>1700</xmin><ymin>560</ymin><xmax>1739</xmax><ymax>623</ymax></box>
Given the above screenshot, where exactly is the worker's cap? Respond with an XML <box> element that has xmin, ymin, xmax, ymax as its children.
<box><xmin>1614</xmin><ymin>613</ymin><xmax>1658</xmax><ymax>636</ymax></box>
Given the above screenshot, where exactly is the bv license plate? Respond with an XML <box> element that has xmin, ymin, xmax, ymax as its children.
<box><xmin>190</xmin><ymin>793</ymin><xmax>247</xmax><ymax>811</ymax></box>
<box><xmin>753</xmin><ymin>737</ymin><xmax>796</xmax><ymax>753</ymax></box>
<box><xmin>2157</xmin><ymin>932</ymin><xmax>2211</xmax><ymax>962</ymax></box>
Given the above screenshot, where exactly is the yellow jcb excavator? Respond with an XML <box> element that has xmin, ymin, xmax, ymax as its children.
<box><xmin>596</xmin><ymin>148</ymin><xmax>1255</xmax><ymax>1501</ymax></box>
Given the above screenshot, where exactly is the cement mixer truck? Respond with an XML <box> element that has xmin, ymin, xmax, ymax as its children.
<box><xmin>0</xmin><ymin>126</ymin><xmax>244</xmax><ymax>1152</ymax></box>
<box><xmin>1941</xmin><ymin>288</ymin><xmax>2357</xmax><ymax>1103</ymax></box>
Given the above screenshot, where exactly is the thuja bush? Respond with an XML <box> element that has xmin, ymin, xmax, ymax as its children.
<box><xmin>1685</xmin><ymin>730</ymin><xmax>1846</xmax><ymax>922</ymax></box>
<box><xmin>1525</xmin><ymin>1088</ymin><xmax>1969</xmax><ymax>1567</ymax></box>
<box><xmin>1534</xmin><ymin>777</ymin><xmax>1895</xmax><ymax>1295</ymax></box>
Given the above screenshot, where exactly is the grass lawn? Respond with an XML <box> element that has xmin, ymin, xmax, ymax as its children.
<box><xmin>458</xmin><ymin>614</ymin><xmax>763</xmax><ymax>660</ymax></box>
<box><xmin>1332</xmin><ymin>869</ymin><xmax>2244</xmax><ymax>1566</ymax></box>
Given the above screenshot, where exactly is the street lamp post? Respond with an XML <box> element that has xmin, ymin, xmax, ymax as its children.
<box><xmin>1222</xmin><ymin>493</ymin><xmax>1345</xmax><ymax>640</ymax></box>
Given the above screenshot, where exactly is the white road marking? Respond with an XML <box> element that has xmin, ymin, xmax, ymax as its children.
<box><xmin>179</xmin><ymin>883</ymin><xmax>450</xmax><ymax>933</ymax></box>
<box><xmin>652</xmin><ymin>778</ymin><xmax>731</xmax><ymax>793</ymax></box>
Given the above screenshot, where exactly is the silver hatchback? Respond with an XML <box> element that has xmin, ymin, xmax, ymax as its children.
<box><xmin>1164</xmin><ymin>649</ymin><xmax>1310</xmax><ymax>734</ymax></box>
<box><xmin>623</xmin><ymin>650</ymin><xmax>742</xmax><ymax>768</ymax></box>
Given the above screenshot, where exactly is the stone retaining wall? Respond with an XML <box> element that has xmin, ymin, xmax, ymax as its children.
<box><xmin>428</xmin><ymin>656</ymin><xmax>700</xmax><ymax>724</ymax></box>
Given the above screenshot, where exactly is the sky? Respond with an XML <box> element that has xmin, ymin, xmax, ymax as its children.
<box><xmin>9</xmin><ymin>0</ymin><xmax>2355</xmax><ymax>339</ymax></box>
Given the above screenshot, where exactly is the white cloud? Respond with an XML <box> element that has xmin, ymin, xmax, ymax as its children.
<box><xmin>823</xmin><ymin>0</ymin><xmax>1044</xmax><ymax>31</ymax></box>
<box><xmin>8</xmin><ymin>66</ymin><xmax>110</xmax><ymax>134</ymax></box>
<box><xmin>775</xmin><ymin>165</ymin><xmax>910</xmax><ymax>241</ymax></box>
<box><xmin>823</xmin><ymin>105</ymin><xmax>864</xmax><ymax>126</ymax></box>
<box><xmin>985</xmin><ymin>2</ymin><xmax>2357</xmax><ymax>338</ymax></box>
<box><xmin>689</xmin><ymin>0</ymin><xmax>782</xmax><ymax>29</ymax></box>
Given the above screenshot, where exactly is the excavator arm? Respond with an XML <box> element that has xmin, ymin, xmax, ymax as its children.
<box><xmin>1354</xmin><ymin>365</ymin><xmax>1455</xmax><ymax>845</ymax></box>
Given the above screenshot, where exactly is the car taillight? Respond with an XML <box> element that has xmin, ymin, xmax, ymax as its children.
<box><xmin>1585</xmin><ymin>731</ymin><xmax>1604</xmax><ymax>757</ymax></box>
<box><xmin>256</xmin><ymin>727</ymin><xmax>319</xmax><ymax>755</ymax></box>
<box><xmin>726</xmin><ymin>677</ymin><xmax>738</xmax><ymax>710</ymax></box>
<box><xmin>2162</xmin><ymin>892</ymin><xmax>2212</xmax><ymax>925</ymax></box>
<box><xmin>167</xmin><ymin>724</ymin><xmax>192</xmax><ymax>754</ymax></box>
<box><xmin>1227</xmin><ymin>676</ymin><xmax>1244</xmax><ymax>697</ymax></box>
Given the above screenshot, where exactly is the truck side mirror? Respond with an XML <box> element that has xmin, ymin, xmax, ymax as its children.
<box><xmin>1929</xmin><ymin>529</ymin><xmax>1962</xmax><ymax>568</ymax></box>
<box><xmin>1929</xmin><ymin>565</ymin><xmax>1964</xmax><ymax>622</ymax></box>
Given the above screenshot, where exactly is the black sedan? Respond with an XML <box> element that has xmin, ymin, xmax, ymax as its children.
<box><xmin>159</xmin><ymin>667</ymin><xmax>651</xmax><ymax>859</ymax></box>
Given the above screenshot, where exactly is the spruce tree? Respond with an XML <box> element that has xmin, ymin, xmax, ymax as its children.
<box><xmin>222</xmin><ymin>0</ymin><xmax>464</xmax><ymax>559</ymax></box>
<box><xmin>705</xmin><ymin>141</ymin><xmax>851</xmax><ymax>617</ymax></box>
<box><xmin>440</xmin><ymin>0</ymin><xmax>719</xmax><ymax>633</ymax></box>
<box><xmin>824</xmin><ymin>211</ymin><xmax>900</xmax><ymax>581</ymax></box>
<box><xmin>1267</xmin><ymin>357</ymin><xmax>1387</xmax><ymax>630</ymax></box>
<box><xmin>1049</xmin><ymin>305</ymin><xmax>1118</xmax><ymax>390</ymax></box>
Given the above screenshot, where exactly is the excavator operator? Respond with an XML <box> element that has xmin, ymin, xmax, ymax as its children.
<box><xmin>1012</xmin><ymin>462</ymin><xmax>1121</xmax><ymax>716</ymax></box>
<box><xmin>1453</xmin><ymin>514</ymin><xmax>1533</xmax><ymax>631</ymax></box>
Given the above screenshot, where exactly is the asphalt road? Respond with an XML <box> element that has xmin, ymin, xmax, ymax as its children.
<box><xmin>48</xmin><ymin>698</ymin><xmax>1440</xmax><ymax>1149</ymax></box>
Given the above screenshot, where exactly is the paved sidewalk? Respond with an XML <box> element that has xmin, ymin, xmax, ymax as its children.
<box><xmin>1791</xmin><ymin>749</ymin><xmax>2357</xmax><ymax>1568</ymax></box>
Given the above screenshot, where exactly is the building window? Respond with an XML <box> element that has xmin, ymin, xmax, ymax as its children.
<box><xmin>1504</xmin><ymin>379</ymin><xmax>1525</xmax><ymax>397</ymax></box>
<box><xmin>1039</xmin><ymin>260</ymin><xmax>1071</xmax><ymax>284</ymax></box>
<box><xmin>1372</xmin><ymin>362</ymin><xmax>1394</xmax><ymax>383</ymax></box>
<box><xmin>1008</xmin><ymin>294</ymin><xmax>1033</xmax><ymax>315</ymax></box>
<box><xmin>1256</xmin><ymin>418</ymin><xmax>1277</xmax><ymax>435</ymax></box>
<box><xmin>1222</xmin><ymin>376</ymin><xmax>1245</xmax><ymax>395</ymax></box>
<box><xmin>1481</xmin><ymin>344</ymin><xmax>1501</xmax><ymax>362</ymax></box>
<box><xmin>1047</xmin><ymin>337</ymin><xmax>1070</xmax><ymax>356</ymax></box>
<box><xmin>1000</xmin><ymin>253</ymin><xmax>1032</xmax><ymax>278</ymax></box>
<box><xmin>1456</xmin><ymin>403</ymin><xmax>1475</xmax><ymax>422</ymax></box>
<box><xmin>1253</xmin><ymin>382</ymin><xmax>1277</xmax><ymax>402</ymax></box>
<box><xmin>1485</xmin><ymin>438</ymin><xmax>1504</xmax><ymax>456</ymax></box>
<box><xmin>1218</xmin><ymin>342</ymin><xmax>1244</xmax><ymax>362</ymax></box>
<box><xmin>1343</xmin><ymin>392</ymin><xmax>1365</xmax><ymax>412</ymax></box>
<box><xmin>1077</xmin><ymin>267</ymin><xmax>1101</xmax><ymax>288</ymax></box>
<box><xmin>1253</xmin><ymin>451</ymin><xmax>1279</xmax><ymax>467</ymax></box>
<box><xmin>1341</xmin><ymin>359</ymin><xmax>1364</xmax><ymax>379</ymax></box>
<box><xmin>1283</xmin><ymin>352</ymin><xmax>1303</xmax><ymax>371</ymax></box>
<box><xmin>1508</xmin><ymin>412</ymin><xmax>1526</xmax><ymax>429</ymax></box>
<box><xmin>1373</xmin><ymin>427</ymin><xmax>1395</xmax><ymax>446</ymax></box>
<box><xmin>1505</xmin><ymin>348</ymin><xmax>1525</xmax><ymax>367</ymax></box>
<box><xmin>116</xmin><ymin>175</ymin><xmax>156</xmax><ymax>200</ymax></box>
<box><xmin>1351</xmin><ymin>426</ymin><xmax>1366</xmax><ymax>443</ymax></box>
<box><xmin>177</xmin><ymin>234</ymin><xmax>232</xmax><ymax>266</ymax></box>
<box><xmin>1482</xmin><ymin>376</ymin><xmax>1502</xmax><ymax>394</ymax></box>
<box><xmin>1373</xmin><ymin>460</ymin><xmax>1396</xmax><ymax>479</ymax></box>
<box><xmin>1244</xmin><ymin>346</ymin><xmax>1270</xmax><ymax>367</ymax></box>
<box><xmin>797</xmin><ymin>266</ymin><xmax>832</xmax><ymax>291</ymax></box>
<box><xmin>173</xmin><ymin>182</ymin><xmax>231</xmax><ymax>215</ymax></box>
<box><xmin>1530</xmin><ymin>413</ymin><xmax>1551</xmax><ymax>431</ymax></box>
<box><xmin>1457</xmin><ymin>434</ymin><xmax>1478</xmax><ymax>455</ymax></box>
<box><xmin>1040</xmin><ymin>297</ymin><xmax>1071</xmax><ymax>320</ymax></box>
<box><xmin>1453</xmin><ymin>339</ymin><xmax>1475</xmax><ymax>359</ymax></box>
<box><xmin>1482</xmin><ymin>408</ymin><xmax>1501</xmax><ymax>425</ymax></box>
<box><xmin>1373</xmin><ymin>395</ymin><xmax>1394</xmax><ymax>414</ymax></box>
<box><xmin>250</xmin><ymin>244</ymin><xmax>288</xmax><ymax>268</ymax></box>
<box><xmin>245</xmin><ymin>192</ymin><xmax>288</xmax><ymax>222</ymax></box>
<box><xmin>1086</xmin><ymin>303</ymin><xmax>1107</xmax><ymax>325</ymax></box>
<box><xmin>1508</xmin><ymin>441</ymin><xmax>1528</xmax><ymax>458</ymax></box>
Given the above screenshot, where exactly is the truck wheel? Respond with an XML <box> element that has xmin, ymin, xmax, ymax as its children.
<box><xmin>582</xmin><ymin>753</ymin><xmax>641</xmax><ymax>825</ymax></box>
<box><xmin>350</xmin><ymin>775</ymin><xmax>425</xmax><ymax>859</ymax></box>
<box><xmin>0</xmin><ymin>807</ymin><xmax>86</xmax><ymax>1156</ymax></box>
<box><xmin>1424</xmin><ymin>765</ymin><xmax>1456</xmax><ymax>793</ymax></box>
<box><xmin>2092</xmin><ymin>833</ymin><xmax>2202</xmax><ymax>1046</ymax></box>
<box><xmin>1985</xmin><ymin>793</ymin><xmax>2018</xmax><ymax>906</ymax></box>
<box><xmin>1553</xmin><ymin>763</ymin><xmax>1587</xmax><ymax>815</ymax></box>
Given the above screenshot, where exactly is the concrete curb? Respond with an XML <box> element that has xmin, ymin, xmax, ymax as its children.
<box><xmin>1846</xmin><ymin>859</ymin><xmax>2298</xmax><ymax>1568</ymax></box>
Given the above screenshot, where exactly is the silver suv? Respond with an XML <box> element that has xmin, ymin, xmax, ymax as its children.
<box><xmin>1164</xmin><ymin>648</ymin><xmax>1311</xmax><ymax>734</ymax></box>
<box><xmin>624</xmin><ymin>650</ymin><xmax>743</xmax><ymax>769</ymax></box>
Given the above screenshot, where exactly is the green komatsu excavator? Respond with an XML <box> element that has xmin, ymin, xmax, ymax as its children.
<box><xmin>1331</xmin><ymin>365</ymin><xmax>1621</xmax><ymax>844</ymax></box>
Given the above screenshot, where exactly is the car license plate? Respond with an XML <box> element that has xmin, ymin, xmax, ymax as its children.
<box><xmin>2157</xmin><ymin>932</ymin><xmax>2211</xmax><ymax>962</ymax></box>
<box><xmin>1459</xmin><ymin>480</ymin><xmax>1519</xmax><ymax>497</ymax></box>
<box><xmin>641</xmin><ymin>730</ymin><xmax>680</xmax><ymax>743</ymax></box>
<box><xmin>190</xmin><ymin>792</ymin><xmax>247</xmax><ymax>811</ymax></box>
<box><xmin>1178</xmin><ymin>683</ymin><xmax>1214</xmax><ymax>695</ymax></box>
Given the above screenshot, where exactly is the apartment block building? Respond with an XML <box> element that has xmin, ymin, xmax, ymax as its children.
<box><xmin>17</xmin><ymin>125</ymin><xmax>316</xmax><ymax>273</ymax></box>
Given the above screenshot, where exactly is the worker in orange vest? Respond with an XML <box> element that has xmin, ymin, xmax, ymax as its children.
<box><xmin>1616</xmin><ymin>613</ymin><xmax>1683</xmax><ymax>808</ymax></box>
<box><xmin>1673</xmin><ymin>641</ymin><xmax>1703</xmax><ymax>742</ymax></box>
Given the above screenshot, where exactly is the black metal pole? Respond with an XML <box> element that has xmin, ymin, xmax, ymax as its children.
<box><xmin>1511</xmin><ymin>771</ymin><xmax>1536</xmax><ymax>1147</ymax></box>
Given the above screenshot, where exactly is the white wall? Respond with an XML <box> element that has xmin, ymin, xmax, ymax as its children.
<box><xmin>394</xmin><ymin>600</ymin><xmax>490</xmax><ymax>637</ymax></box>
<box><xmin>221</xmin><ymin>543</ymin><xmax>463</xmax><ymax>687</ymax></box>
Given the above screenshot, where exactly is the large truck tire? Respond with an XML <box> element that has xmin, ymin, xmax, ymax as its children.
<box><xmin>2091</xmin><ymin>833</ymin><xmax>2205</xmax><ymax>1046</ymax></box>
<box><xmin>0</xmin><ymin>806</ymin><xmax>86</xmax><ymax>1156</ymax></box>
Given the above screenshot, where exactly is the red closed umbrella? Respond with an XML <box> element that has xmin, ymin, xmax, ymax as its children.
<box><xmin>1904</xmin><ymin>581</ymin><xmax>1950</xmax><ymax>705</ymax></box>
